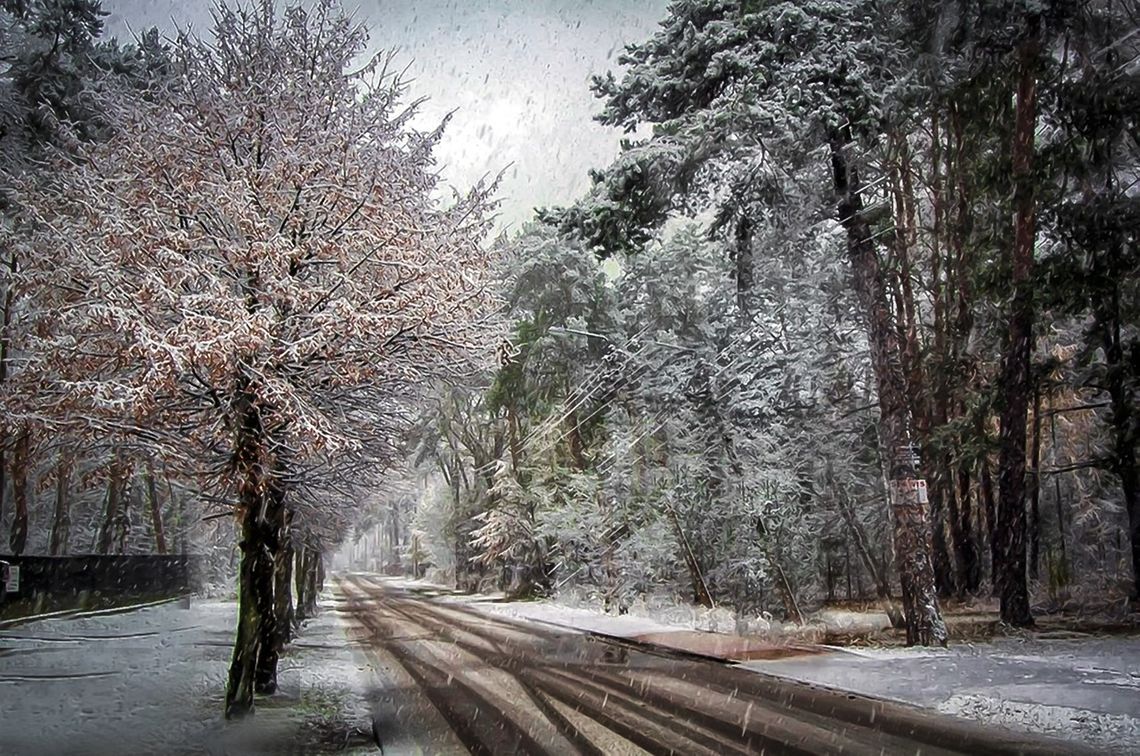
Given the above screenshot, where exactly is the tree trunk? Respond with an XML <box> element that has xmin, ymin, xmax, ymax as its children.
<box><xmin>115</xmin><ymin>478</ymin><xmax>133</xmax><ymax>554</ymax></box>
<box><xmin>1098</xmin><ymin>291</ymin><xmax>1140</xmax><ymax>599</ymax></box>
<box><xmin>294</xmin><ymin>545</ymin><xmax>308</xmax><ymax>621</ymax></box>
<box><xmin>1121</xmin><ymin>454</ymin><xmax>1140</xmax><ymax>601</ymax></box>
<box><xmin>50</xmin><ymin>456</ymin><xmax>71</xmax><ymax>556</ymax></box>
<box><xmin>225</xmin><ymin>382</ymin><xmax>273</xmax><ymax>718</ymax></box>
<box><xmin>97</xmin><ymin>454</ymin><xmax>124</xmax><ymax>555</ymax></box>
<box><xmin>252</xmin><ymin>546</ymin><xmax>278</xmax><ymax>695</ymax></box>
<box><xmin>1029</xmin><ymin>384</ymin><xmax>1042</xmax><ymax>581</ymax></box>
<box><xmin>226</xmin><ymin>505</ymin><xmax>272</xmax><ymax>719</ymax></box>
<box><xmin>295</xmin><ymin>542</ymin><xmax>320</xmax><ymax>621</ymax></box>
<box><xmin>980</xmin><ymin>452</ymin><xmax>998</xmax><ymax>588</ymax></box>
<box><xmin>0</xmin><ymin>251</ymin><xmax>14</xmax><ymax>545</ymax></box>
<box><xmin>276</xmin><ymin>509</ymin><xmax>295</xmax><ymax>641</ymax></box>
<box><xmin>145</xmin><ymin>462</ymin><xmax>166</xmax><ymax>555</ymax></box>
<box><xmin>8</xmin><ymin>428</ymin><xmax>30</xmax><ymax>556</ymax></box>
<box><xmin>734</xmin><ymin>212</ymin><xmax>754</xmax><ymax>319</ymax></box>
<box><xmin>994</xmin><ymin>21</ymin><xmax>1040</xmax><ymax>628</ymax></box>
<box><xmin>830</xmin><ymin>131</ymin><xmax>946</xmax><ymax>646</ymax></box>
<box><xmin>928</xmin><ymin>479</ymin><xmax>956</xmax><ymax>598</ymax></box>
<box><xmin>255</xmin><ymin>467</ymin><xmax>291</xmax><ymax>695</ymax></box>
<box><xmin>768</xmin><ymin>542</ymin><xmax>804</xmax><ymax>624</ymax></box>
<box><xmin>953</xmin><ymin>463</ymin><xmax>982</xmax><ymax>595</ymax></box>
<box><xmin>0</xmin><ymin>442</ymin><xmax>5</xmax><ymax>548</ymax></box>
<box><xmin>315</xmin><ymin>547</ymin><xmax>326</xmax><ymax>594</ymax></box>
<box><xmin>665</xmin><ymin>502</ymin><xmax>712</xmax><ymax>607</ymax></box>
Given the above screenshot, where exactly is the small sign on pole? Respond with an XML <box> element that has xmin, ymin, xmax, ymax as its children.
<box><xmin>5</xmin><ymin>565</ymin><xmax>18</xmax><ymax>594</ymax></box>
<box><xmin>893</xmin><ymin>478</ymin><xmax>929</xmax><ymax>504</ymax></box>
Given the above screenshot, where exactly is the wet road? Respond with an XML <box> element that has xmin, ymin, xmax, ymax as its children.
<box><xmin>336</xmin><ymin>576</ymin><xmax>1084</xmax><ymax>755</ymax></box>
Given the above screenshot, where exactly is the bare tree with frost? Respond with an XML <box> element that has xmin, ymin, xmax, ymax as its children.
<box><xmin>8</xmin><ymin>0</ymin><xmax>499</xmax><ymax>717</ymax></box>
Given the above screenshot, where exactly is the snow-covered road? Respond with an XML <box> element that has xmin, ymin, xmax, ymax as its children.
<box><xmin>365</xmin><ymin>575</ymin><xmax>1140</xmax><ymax>752</ymax></box>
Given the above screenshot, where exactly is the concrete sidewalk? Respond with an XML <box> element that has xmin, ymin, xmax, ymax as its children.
<box><xmin>0</xmin><ymin>593</ymin><xmax>375</xmax><ymax>755</ymax></box>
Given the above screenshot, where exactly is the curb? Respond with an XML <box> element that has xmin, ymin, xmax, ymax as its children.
<box><xmin>0</xmin><ymin>594</ymin><xmax>189</xmax><ymax>630</ymax></box>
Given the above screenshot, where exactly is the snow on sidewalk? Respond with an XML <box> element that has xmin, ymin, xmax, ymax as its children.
<box><xmin>0</xmin><ymin>592</ymin><xmax>374</xmax><ymax>755</ymax></box>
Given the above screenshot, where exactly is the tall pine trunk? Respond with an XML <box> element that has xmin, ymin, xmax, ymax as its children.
<box><xmin>830</xmin><ymin>131</ymin><xmax>946</xmax><ymax>646</ymax></box>
<box><xmin>979</xmin><ymin>451</ymin><xmax>998</xmax><ymax>588</ymax></box>
<box><xmin>994</xmin><ymin>20</ymin><xmax>1040</xmax><ymax>628</ymax></box>
<box><xmin>1099</xmin><ymin>288</ymin><xmax>1140</xmax><ymax>599</ymax></box>
<box><xmin>953</xmin><ymin>463</ymin><xmax>982</xmax><ymax>595</ymax></box>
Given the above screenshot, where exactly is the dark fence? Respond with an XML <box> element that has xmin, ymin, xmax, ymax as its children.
<box><xmin>1</xmin><ymin>554</ymin><xmax>199</xmax><ymax>603</ymax></box>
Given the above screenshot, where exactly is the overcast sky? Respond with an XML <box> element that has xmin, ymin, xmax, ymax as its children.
<box><xmin>101</xmin><ymin>1</ymin><xmax>667</xmax><ymax>229</ymax></box>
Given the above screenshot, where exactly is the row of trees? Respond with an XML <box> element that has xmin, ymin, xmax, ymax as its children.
<box><xmin>397</xmin><ymin>0</ymin><xmax>1138</xmax><ymax>644</ymax></box>
<box><xmin>1</xmin><ymin>0</ymin><xmax>498</xmax><ymax>716</ymax></box>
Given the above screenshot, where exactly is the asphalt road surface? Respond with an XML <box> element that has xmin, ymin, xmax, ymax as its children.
<box><xmin>336</xmin><ymin>575</ymin><xmax>1088</xmax><ymax>756</ymax></box>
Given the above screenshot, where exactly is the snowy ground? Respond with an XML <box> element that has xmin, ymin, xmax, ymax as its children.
<box><xmin>0</xmin><ymin>594</ymin><xmax>375</xmax><ymax>755</ymax></box>
<box><xmin>376</xmin><ymin>575</ymin><xmax>1140</xmax><ymax>751</ymax></box>
<box><xmin>747</xmin><ymin>638</ymin><xmax>1140</xmax><ymax>751</ymax></box>
<box><xmin>9</xmin><ymin>575</ymin><xmax>1134</xmax><ymax>753</ymax></box>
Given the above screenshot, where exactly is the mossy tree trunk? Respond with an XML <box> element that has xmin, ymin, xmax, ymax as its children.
<box><xmin>254</xmin><ymin>471</ymin><xmax>290</xmax><ymax>695</ymax></box>
<box><xmin>225</xmin><ymin>386</ymin><xmax>276</xmax><ymax>719</ymax></box>
<box><xmin>226</xmin><ymin>503</ymin><xmax>275</xmax><ymax>718</ymax></box>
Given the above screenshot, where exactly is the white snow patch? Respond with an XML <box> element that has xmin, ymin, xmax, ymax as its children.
<box><xmin>938</xmin><ymin>694</ymin><xmax>1140</xmax><ymax>750</ymax></box>
<box><xmin>836</xmin><ymin>645</ymin><xmax>957</xmax><ymax>660</ymax></box>
<box><xmin>811</xmin><ymin>608</ymin><xmax>893</xmax><ymax>634</ymax></box>
<box><xmin>464</xmin><ymin>599</ymin><xmax>681</xmax><ymax>638</ymax></box>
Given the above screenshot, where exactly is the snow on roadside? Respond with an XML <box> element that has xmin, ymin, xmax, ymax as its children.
<box><xmin>459</xmin><ymin>596</ymin><xmax>685</xmax><ymax>638</ymax></box>
<box><xmin>375</xmin><ymin>576</ymin><xmax>892</xmax><ymax>640</ymax></box>
<box><xmin>938</xmin><ymin>694</ymin><xmax>1140</xmax><ymax>750</ymax></box>
<box><xmin>747</xmin><ymin>636</ymin><xmax>1140</xmax><ymax>751</ymax></box>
